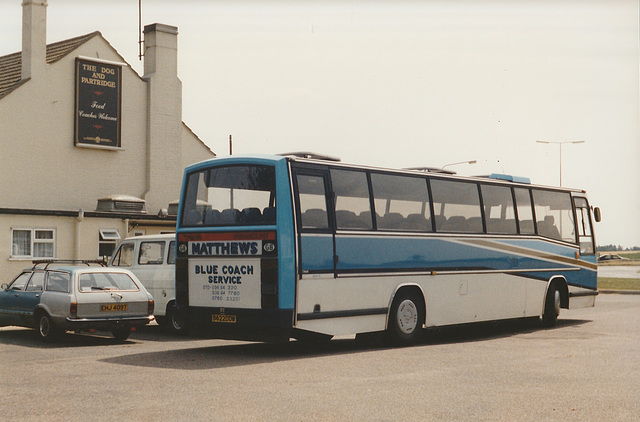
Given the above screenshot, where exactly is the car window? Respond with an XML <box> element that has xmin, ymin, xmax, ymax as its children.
<box><xmin>46</xmin><ymin>272</ymin><xmax>70</xmax><ymax>293</ymax></box>
<box><xmin>78</xmin><ymin>272</ymin><xmax>139</xmax><ymax>292</ymax></box>
<box><xmin>9</xmin><ymin>272</ymin><xmax>31</xmax><ymax>291</ymax></box>
<box><xmin>139</xmin><ymin>242</ymin><xmax>165</xmax><ymax>265</ymax></box>
<box><xmin>26</xmin><ymin>272</ymin><xmax>45</xmax><ymax>291</ymax></box>
<box><xmin>111</xmin><ymin>243</ymin><xmax>134</xmax><ymax>267</ymax></box>
<box><xmin>167</xmin><ymin>241</ymin><xmax>176</xmax><ymax>265</ymax></box>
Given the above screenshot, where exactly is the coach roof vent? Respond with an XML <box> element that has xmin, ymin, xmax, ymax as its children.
<box><xmin>96</xmin><ymin>195</ymin><xmax>147</xmax><ymax>213</ymax></box>
<box><xmin>487</xmin><ymin>173</ymin><xmax>531</xmax><ymax>184</ymax></box>
<box><xmin>279</xmin><ymin>152</ymin><xmax>341</xmax><ymax>162</ymax></box>
<box><xmin>405</xmin><ymin>167</ymin><xmax>457</xmax><ymax>175</ymax></box>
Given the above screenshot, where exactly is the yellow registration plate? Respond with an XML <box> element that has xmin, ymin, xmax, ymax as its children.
<box><xmin>212</xmin><ymin>314</ymin><xmax>236</xmax><ymax>323</ymax></box>
<box><xmin>101</xmin><ymin>304</ymin><xmax>128</xmax><ymax>312</ymax></box>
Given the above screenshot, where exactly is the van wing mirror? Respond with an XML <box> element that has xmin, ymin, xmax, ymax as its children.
<box><xmin>593</xmin><ymin>207</ymin><xmax>601</xmax><ymax>223</ymax></box>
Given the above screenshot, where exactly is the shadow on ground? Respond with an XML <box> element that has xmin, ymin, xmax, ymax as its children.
<box><xmin>99</xmin><ymin>317</ymin><xmax>591</xmax><ymax>370</ymax></box>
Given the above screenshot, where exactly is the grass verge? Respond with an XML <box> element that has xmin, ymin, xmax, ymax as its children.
<box><xmin>598</xmin><ymin>277</ymin><xmax>640</xmax><ymax>291</ymax></box>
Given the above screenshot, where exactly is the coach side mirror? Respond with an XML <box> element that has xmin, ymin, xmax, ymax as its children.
<box><xmin>593</xmin><ymin>207</ymin><xmax>601</xmax><ymax>223</ymax></box>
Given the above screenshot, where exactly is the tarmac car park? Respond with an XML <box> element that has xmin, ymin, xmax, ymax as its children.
<box><xmin>0</xmin><ymin>260</ymin><xmax>154</xmax><ymax>342</ymax></box>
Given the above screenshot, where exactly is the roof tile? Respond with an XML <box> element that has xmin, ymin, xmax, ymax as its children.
<box><xmin>0</xmin><ymin>31</ymin><xmax>100</xmax><ymax>99</ymax></box>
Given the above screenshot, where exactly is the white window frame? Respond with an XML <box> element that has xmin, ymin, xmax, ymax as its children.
<box><xmin>98</xmin><ymin>229</ymin><xmax>121</xmax><ymax>258</ymax></box>
<box><xmin>99</xmin><ymin>229</ymin><xmax>121</xmax><ymax>241</ymax></box>
<box><xmin>10</xmin><ymin>228</ymin><xmax>56</xmax><ymax>259</ymax></box>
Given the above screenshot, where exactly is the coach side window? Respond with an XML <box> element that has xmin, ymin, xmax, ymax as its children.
<box><xmin>296</xmin><ymin>174</ymin><xmax>330</xmax><ymax>230</ymax></box>
<box><xmin>514</xmin><ymin>188</ymin><xmax>535</xmax><ymax>234</ymax></box>
<box><xmin>532</xmin><ymin>189</ymin><xmax>575</xmax><ymax>243</ymax></box>
<box><xmin>330</xmin><ymin>169</ymin><xmax>373</xmax><ymax>230</ymax></box>
<box><xmin>481</xmin><ymin>184</ymin><xmax>517</xmax><ymax>234</ymax></box>
<box><xmin>431</xmin><ymin>179</ymin><xmax>483</xmax><ymax>233</ymax></box>
<box><xmin>371</xmin><ymin>173</ymin><xmax>432</xmax><ymax>231</ymax></box>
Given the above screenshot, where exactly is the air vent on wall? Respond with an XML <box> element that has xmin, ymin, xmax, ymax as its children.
<box><xmin>167</xmin><ymin>200</ymin><xmax>179</xmax><ymax>216</ymax></box>
<box><xmin>96</xmin><ymin>195</ymin><xmax>146</xmax><ymax>213</ymax></box>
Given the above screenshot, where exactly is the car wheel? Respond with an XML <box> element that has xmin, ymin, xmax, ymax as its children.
<box><xmin>167</xmin><ymin>304</ymin><xmax>188</xmax><ymax>335</ymax></box>
<box><xmin>387</xmin><ymin>290</ymin><xmax>424</xmax><ymax>346</ymax></box>
<box><xmin>111</xmin><ymin>326</ymin><xmax>131</xmax><ymax>342</ymax></box>
<box><xmin>542</xmin><ymin>283</ymin><xmax>561</xmax><ymax>328</ymax></box>
<box><xmin>38</xmin><ymin>312</ymin><xmax>61</xmax><ymax>343</ymax></box>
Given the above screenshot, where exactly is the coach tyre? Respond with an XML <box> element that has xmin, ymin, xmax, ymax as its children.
<box><xmin>388</xmin><ymin>290</ymin><xmax>424</xmax><ymax>346</ymax></box>
<box><xmin>542</xmin><ymin>282</ymin><xmax>561</xmax><ymax>327</ymax></box>
<box><xmin>167</xmin><ymin>303</ymin><xmax>188</xmax><ymax>335</ymax></box>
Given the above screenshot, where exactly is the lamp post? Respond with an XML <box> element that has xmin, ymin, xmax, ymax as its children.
<box><xmin>536</xmin><ymin>140</ymin><xmax>584</xmax><ymax>186</ymax></box>
<box><xmin>442</xmin><ymin>160</ymin><xmax>477</xmax><ymax>170</ymax></box>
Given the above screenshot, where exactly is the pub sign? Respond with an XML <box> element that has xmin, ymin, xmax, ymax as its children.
<box><xmin>74</xmin><ymin>58</ymin><xmax>122</xmax><ymax>148</ymax></box>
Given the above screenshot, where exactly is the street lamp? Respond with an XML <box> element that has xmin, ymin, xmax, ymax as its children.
<box><xmin>442</xmin><ymin>160</ymin><xmax>477</xmax><ymax>169</ymax></box>
<box><xmin>536</xmin><ymin>140</ymin><xmax>584</xmax><ymax>186</ymax></box>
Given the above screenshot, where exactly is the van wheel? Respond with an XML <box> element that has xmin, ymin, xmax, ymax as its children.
<box><xmin>37</xmin><ymin>312</ymin><xmax>61</xmax><ymax>343</ymax></box>
<box><xmin>167</xmin><ymin>304</ymin><xmax>188</xmax><ymax>335</ymax></box>
<box><xmin>111</xmin><ymin>326</ymin><xmax>131</xmax><ymax>341</ymax></box>
<box><xmin>388</xmin><ymin>290</ymin><xmax>424</xmax><ymax>346</ymax></box>
<box><xmin>542</xmin><ymin>283</ymin><xmax>561</xmax><ymax>327</ymax></box>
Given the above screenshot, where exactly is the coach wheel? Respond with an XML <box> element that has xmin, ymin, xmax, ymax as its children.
<box><xmin>388</xmin><ymin>290</ymin><xmax>424</xmax><ymax>346</ymax></box>
<box><xmin>542</xmin><ymin>283</ymin><xmax>561</xmax><ymax>327</ymax></box>
<box><xmin>167</xmin><ymin>304</ymin><xmax>188</xmax><ymax>335</ymax></box>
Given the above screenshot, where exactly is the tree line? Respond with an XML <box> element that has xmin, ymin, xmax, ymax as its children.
<box><xmin>597</xmin><ymin>245</ymin><xmax>640</xmax><ymax>252</ymax></box>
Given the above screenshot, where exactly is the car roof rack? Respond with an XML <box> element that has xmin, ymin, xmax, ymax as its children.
<box><xmin>31</xmin><ymin>259</ymin><xmax>107</xmax><ymax>269</ymax></box>
<box><xmin>279</xmin><ymin>152</ymin><xmax>342</xmax><ymax>162</ymax></box>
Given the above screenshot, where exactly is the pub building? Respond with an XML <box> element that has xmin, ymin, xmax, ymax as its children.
<box><xmin>0</xmin><ymin>1</ymin><xmax>216</xmax><ymax>276</ymax></box>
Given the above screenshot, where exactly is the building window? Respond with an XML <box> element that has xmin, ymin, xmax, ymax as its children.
<box><xmin>11</xmin><ymin>228</ymin><xmax>55</xmax><ymax>259</ymax></box>
<box><xmin>99</xmin><ymin>229</ymin><xmax>121</xmax><ymax>258</ymax></box>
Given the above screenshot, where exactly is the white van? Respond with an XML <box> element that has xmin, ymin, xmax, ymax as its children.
<box><xmin>108</xmin><ymin>234</ymin><xmax>186</xmax><ymax>333</ymax></box>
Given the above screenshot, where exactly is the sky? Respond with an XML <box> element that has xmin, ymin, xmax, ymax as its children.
<box><xmin>0</xmin><ymin>0</ymin><xmax>638</xmax><ymax>247</ymax></box>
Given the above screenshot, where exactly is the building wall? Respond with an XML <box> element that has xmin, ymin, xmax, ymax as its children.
<box><xmin>0</xmin><ymin>212</ymin><xmax>175</xmax><ymax>278</ymax></box>
<box><xmin>0</xmin><ymin>38</ymin><xmax>148</xmax><ymax>211</ymax></box>
<box><xmin>0</xmin><ymin>35</ymin><xmax>210</xmax><ymax>214</ymax></box>
<box><xmin>0</xmin><ymin>20</ymin><xmax>215</xmax><ymax>278</ymax></box>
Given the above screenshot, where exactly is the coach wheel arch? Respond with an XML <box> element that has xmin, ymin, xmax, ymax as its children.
<box><xmin>547</xmin><ymin>277</ymin><xmax>569</xmax><ymax>309</ymax></box>
<box><xmin>386</xmin><ymin>285</ymin><xmax>426</xmax><ymax>345</ymax></box>
<box><xmin>542</xmin><ymin>277</ymin><xmax>569</xmax><ymax>328</ymax></box>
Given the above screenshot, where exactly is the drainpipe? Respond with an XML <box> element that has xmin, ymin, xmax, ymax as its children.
<box><xmin>75</xmin><ymin>208</ymin><xmax>84</xmax><ymax>260</ymax></box>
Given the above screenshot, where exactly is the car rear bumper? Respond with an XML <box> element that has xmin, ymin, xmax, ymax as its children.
<box><xmin>64</xmin><ymin>315</ymin><xmax>154</xmax><ymax>329</ymax></box>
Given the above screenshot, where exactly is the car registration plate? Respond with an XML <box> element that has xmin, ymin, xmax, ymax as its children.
<box><xmin>212</xmin><ymin>314</ymin><xmax>236</xmax><ymax>323</ymax></box>
<box><xmin>101</xmin><ymin>304</ymin><xmax>128</xmax><ymax>312</ymax></box>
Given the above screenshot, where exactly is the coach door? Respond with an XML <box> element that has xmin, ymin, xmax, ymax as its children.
<box><xmin>292</xmin><ymin>167</ymin><xmax>336</xmax><ymax>277</ymax></box>
<box><xmin>574</xmin><ymin>197</ymin><xmax>596</xmax><ymax>256</ymax></box>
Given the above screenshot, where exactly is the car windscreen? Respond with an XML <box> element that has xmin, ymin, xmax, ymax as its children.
<box><xmin>180</xmin><ymin>165</ymin><xmax>276</xmax><ymax>227</ymax></box>
<box><xmin>78</xmin><ymin>272</ymin><xmax>139</xmax><ymax>292</ymax></box>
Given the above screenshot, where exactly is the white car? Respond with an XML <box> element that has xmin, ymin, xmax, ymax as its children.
<box><xmin>0</xmin><ymin>261</ymin><xmax>154</xmax><ymax>342</ymax></box>
<box><xmin>109</xmin><ymin>234</ymin><xmax>186</xmax><ymax>333</ymax></box>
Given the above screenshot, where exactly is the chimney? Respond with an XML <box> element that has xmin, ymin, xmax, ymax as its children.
<box><xmin>22</xmin><ymin>0</ymin><xmax>48</xmax><ymax>81</ymax></box>
<box><xmin>142</xmin><ymin>24</ymin><xmax>183</xmax><ymax>214</ymax></box>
